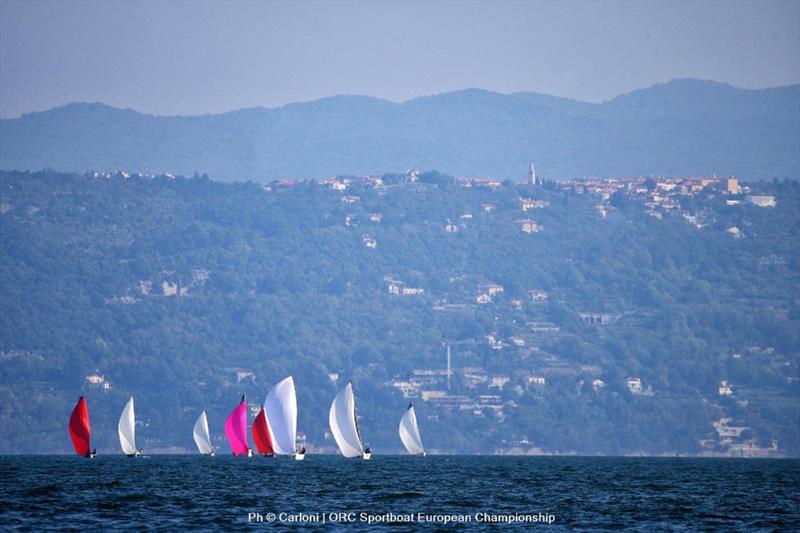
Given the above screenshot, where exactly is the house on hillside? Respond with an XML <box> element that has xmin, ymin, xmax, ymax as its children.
<box><xmin>515</xmin><ymin>219</ymin><xmax>543</xmax><ymax>233</ymax></box>
<box><xmin>363</xmin><ymin>235</ymin><xmax>377</xmax><ymax>249</ymax></box>
<box><xmin>747</xmin><ymin>195</ymin><xmax>776</xmax><ymax>207</ymax></box>
<box><xmin>528</xmin><ymin>289</ymin><xmax>548</xmax><ymax>302</ymax></box>
<box><xmin>86</xmin><ymin>373</ymin><xmax>104</xmax><ymax>386</ymax></box>
<box><xmin>626</xmin><ymin>377</ymin><xmax>642</xmax><ymax>394</ymax></box>
<box><xmin>485</xmin><ymin>283</ymin><xmax>504</xmax><ymax>296</ymax></box>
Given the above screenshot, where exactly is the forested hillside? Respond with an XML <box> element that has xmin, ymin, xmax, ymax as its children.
<box><xmin>0</xmin><ymin>170</ymin><xmax>797</xmax><ymax>455</ymax></box>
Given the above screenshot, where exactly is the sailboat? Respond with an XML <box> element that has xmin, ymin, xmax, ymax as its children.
<box><xmin>329</xmin><ymin>382</ymin><xmax>370</xmax><ymax>460</ymax></box>
<box><xmin>225</xmin><ymin>395</ymin><xmax>252</xmax><ymax>457</ymax></box>
<box><xmin>118</xmin><ymin>396</ymin><xmax>142</xmax><ymax>456</ymax></box>
<box><xmin>399</xmin><ymin>403</ymin><xmax>425</xmax><ymax>456</ymax></box>
<box><xmin>193</xmin><ymin>410</ymin><xmax>214</xmax><ymax>456</ymax></box>
<box><xmin>252</xmin><ymin>407</ymin><xmax>274</xmax><ymax>456</ymax></box>
<box><xmin>69</xmin><ymin>396</ymin><xmax>96</xmax><ymax>458</ymax></box>
<box><xmin>264</xmin><ymin>376</ymin><xmax>304</xmax><ymax>460</ymax></box>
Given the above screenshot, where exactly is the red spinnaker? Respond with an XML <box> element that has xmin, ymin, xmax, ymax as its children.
<box><xmin>69</xmin><ymin>396</ymin><xmax>91</xmax><ymax>457</ymax></box>
<box><xmin>252</xmin><ymin>407</ymin><xmax>274</xmax><ymax>455</ymax></box>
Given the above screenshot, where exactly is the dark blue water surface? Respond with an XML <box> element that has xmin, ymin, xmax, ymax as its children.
<box><xmin>0</xmin><ymin>456</ymin><xmax>798</xmax><ymax>531</ymax></box>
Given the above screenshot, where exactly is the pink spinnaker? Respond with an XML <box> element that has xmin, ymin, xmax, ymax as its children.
<box><xmin>225</xmin><ymin>395</ymin><xmax>250</xmax><ymax>456</ymax></box>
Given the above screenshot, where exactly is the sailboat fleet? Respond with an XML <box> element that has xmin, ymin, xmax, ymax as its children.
<box><xmin>68</xmin><ymin>377</ymin><xmax>425</xmax><ymax>458</ymax></box>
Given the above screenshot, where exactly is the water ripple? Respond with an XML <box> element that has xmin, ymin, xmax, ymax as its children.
<box><xmin>0</xmin><ymin>456</ymin><xmax>797</xmax><ymax>531</ymax></box>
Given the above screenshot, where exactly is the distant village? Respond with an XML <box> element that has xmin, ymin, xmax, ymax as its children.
<box><xmin>88</xmin><ymin>165</ymin><xmax>777</xmax><ymax>244</ymax></box>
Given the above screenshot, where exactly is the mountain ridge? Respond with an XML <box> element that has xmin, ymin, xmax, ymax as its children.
<box><xmin>11</xmin><ymin>79</ymin><xmax>798</xmax><ymax>119</ymax></box>
<box><xmin>1</xmin><ymin>79</ymin><xmax>798</xmax><ymax>181</ymax></box>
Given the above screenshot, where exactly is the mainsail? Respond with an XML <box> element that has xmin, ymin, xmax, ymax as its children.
<box><xmin>329</xmin><ymin>382</ymin><xmax>363</xmax><ymax>458</ymax></box>
<box><xmin>252</xmin><ymin>407</ymin><xmax>274</xmax><ymax>455</ymax></box>
<box><xmin>118</xmin><ymin>396</ymin><xmax>137</xmax><ymax>455</ymax></box>
<box><xmin>69</xmin><ymin>396</ymin><xmax>91</xmax><ymax>457</ymax></box>
<box><xmin>399</xmin><ymin>403</ymin><xmax>425</xmax><ymax>455</ymax></box>
<box><xmin>264</xmin><ymin>376</ymin><xmax>297</xmax><ymax>455</ymax></box>
<box><xmin>224</xmin><ymin>395</ymin><xmax>250</xmax><ymax>456</ymax></box>
<box><xmin>193</xmin><ymin>410</ymin><xmax>213</xmax><ymax>455</ymax></box>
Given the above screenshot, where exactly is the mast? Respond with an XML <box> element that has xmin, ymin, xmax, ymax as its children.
<box><xmin>447</xmin><ymin>344</ymin><xmax>452</xmax><ymax>391</ymax></box>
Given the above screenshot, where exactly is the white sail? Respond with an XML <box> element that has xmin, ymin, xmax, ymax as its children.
<box><xmin>264</xmin><ymin>376</ymin><xmax>298</xmax><ymax>455</ymax></box>
<box><xmin>118</xmin><ymin>396</ymin><xmax>137</xmax><ymax>455</ymax></box>
<box><xmin>329</xmin><ymin>382</ymin><xmax>363</xmax><ymax>458</ymax></box>
<box><xmin>193</xmin><ymin>410</ymin><xmax>213</xmax><ymax>455</ymax></box>
<box><xmin>399</xmin><ymin>404</ymin><xmax>425</xmax><ymax>455</ymax></box>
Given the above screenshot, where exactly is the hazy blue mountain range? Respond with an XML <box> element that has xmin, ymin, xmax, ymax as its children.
<box><xmin>1</xmin><ymin>79</ymin><xmax>798</xmax><ymax>181</ymax></box>
<box><xmin>1</xmin><ymin>170</ymin><xmax>797</xmax><ymax>455</ymax></box>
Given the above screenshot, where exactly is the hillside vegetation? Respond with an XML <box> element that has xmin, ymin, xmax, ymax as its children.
<box><xmin>0</xmin><ymin>170</ymin><xmax>798</xmax><ymax>455</ymax></box>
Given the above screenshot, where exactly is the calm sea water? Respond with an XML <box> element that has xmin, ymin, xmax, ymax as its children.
<box><xmin>0</xmin><ymin>456</ymin><xmax>797</xmax><ymax>531</ymax></box>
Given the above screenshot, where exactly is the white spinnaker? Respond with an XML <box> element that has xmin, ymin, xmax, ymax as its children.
<box><xmin>399</xmin><ymin>404</ymin><xmax>425</xmax><ymax>455</ymax></box>
<box><xmin>193</xmin><ymin>411</ymin><xmax>213</xmax><ymax>455</ymax></box>
<box><xmin>264</xmin><ymin>376</ymin><xmax>298</xmax><ymax>455</ymax></box>
<box><xmin>329</xmin><ymin>383</ymin><xmax>363</xmax><ymax>458</ymax></box>
<box><xmin>118</xmin><ymin>396</ymin><xmax>137</xmax><ymax>455</ymax></box>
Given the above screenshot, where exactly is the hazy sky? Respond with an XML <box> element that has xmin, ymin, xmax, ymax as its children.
<box><xmin>1</xmin><ymin>0</ymin><xmax>798</xmax><ymax>118</ymax></box>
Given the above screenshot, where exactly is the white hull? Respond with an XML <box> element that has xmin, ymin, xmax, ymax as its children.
<box><xmin>294</xmin><ymin>452</ymin><xmax>305</xmax><ymax>461</ymax></box>
<box><xmin>362</xmin><ymin>452</ymin><xmax>372</xmax><ymax>460</ymax></box>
